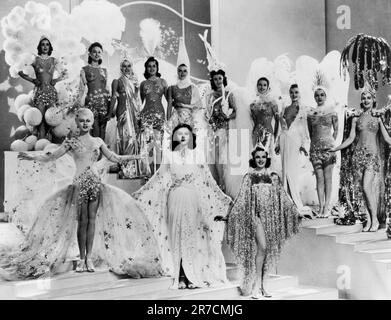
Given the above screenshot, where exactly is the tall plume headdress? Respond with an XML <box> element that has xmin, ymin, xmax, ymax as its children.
<box><xmin>176</xmin><ymin>37</ymin><xmax>192</xmax><ymax>88</ymax></box>
<box><xmin>340</xmin><ymin>33</ymin><xmax>391</xmax><ymax>91</ymax></box>
<box><xmin>198</xmin><ymin>29</ymin><xmax>226</xmax><ymax>72</ymax></box>
<box><xmin>312</xmin><ymin>69</ymin><xmax>330</xmax><ymax>97</ymax></box>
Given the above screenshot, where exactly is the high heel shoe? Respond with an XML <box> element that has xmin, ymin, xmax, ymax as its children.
<box><xmin>260</xmin><ymin>288</ymin><xmax>272</xmax><ymax>298</ymax></box>
<box><xmin>86</xmin><ymin>258</ymin><xmax>95</xmax><ymax>272</ymax></box>
<box><xmin>178</xmin><ymin>276</ymin><xmax>186</xmax><ymax>289</ymax></box>
<box><xmin>75</xmin><ymin>259</ymin><xmax>86</xmax><ymax>273</ymax></box>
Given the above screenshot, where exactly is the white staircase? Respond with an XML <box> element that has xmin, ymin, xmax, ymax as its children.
<box><xmin>279</xmin><ymin>217</ymin><xmax>391</xmax><ymax>299</ymax></box>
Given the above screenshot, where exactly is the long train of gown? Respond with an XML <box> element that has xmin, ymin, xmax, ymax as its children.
<box><xmin>133</xmin><ymin>149</ymin><xmax>231</xmax><ymax>288</ymax></box>
<box><xmin>0</xmin><ymin>138</ymin><xmax>163</xmax><ymax>280</ymax></box>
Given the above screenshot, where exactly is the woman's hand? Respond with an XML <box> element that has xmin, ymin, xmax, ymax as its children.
<box><xmin>18</xmin><ymin>152</ymin><xmax>34</xmax><ymax>161</ymax></box>
<box><xmin>214</xmin><ymin>215</ymin><xmax>227</xmax><ymax>222</ymax></box>
<box><xmin>274</xmin><ymin>143</ymin><xmax>280</xmax><ymax>155</ymax></box>
<box><xmin>32</xmin><ymin>78</ymin><xmax>41</xmax><ymax>86</ymax></box>
<box><xmin>299</xmin><ymin>146</ymin><xmax>308</xmax><ymax>156</ymax></box>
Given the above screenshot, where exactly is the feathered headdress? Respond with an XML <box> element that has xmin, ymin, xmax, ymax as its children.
<box><xmin>198</xmin><ymin>29</ymin><xmax>226</xmax><ymax>72</ymax></box>
<box><xmin>312</xmin><ymin>69</ymin><xmax>330</xmax><ymax>96</ymax></box>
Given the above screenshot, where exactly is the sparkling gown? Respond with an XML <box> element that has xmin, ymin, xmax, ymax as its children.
<box><xmin>0</xmin><ymin>137</ymin><xmax>163</xmax><ymax>280</ymax></box>
<box><xmin>227</xmin><ymin>169</ymin><xmax>299</xmax><ymax>295</ymax></box>
<box><xmin>337</xmin><ymin>110</ymin><xmax>384</xmax><ymax>225</ymax></box>
<box><xmin>140</xmin><ymin>78</ymin><xmax>166</xmax><ymax>132</ymax></box>
<box><xmin>32</xmin><ymin>56</ymin><xmax>59</xmax><ymax>140</ymax></box>
<box><xmin>82</xmin><ymin>65</ymin><xmax>110</xmax><ymax>139</ymax></box>
<box><xmin>133</xmin><ymin>149</ymin><xmax>231</xmax><ymax>288</ymax></box>
<box><xmin>279</xmin><ymin>103</ymin><xmax>315</xmax><ymax>213</ymax></box>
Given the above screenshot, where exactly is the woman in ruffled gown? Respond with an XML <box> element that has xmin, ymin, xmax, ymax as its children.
<box><xmin>133</xmin><ymin>124</ymin><xmax>231</xmax><ymax>289</ymax></box>
<box><xmin>0</xmin><ymin>108</ymin><xmax>163</xmax><ymax>280</ymax></box>
<box><xmin>276</xmin><ymin>84</ymin><xmax>313</xmax><ymax>217</ymax></box>
<box><xmin>215</xmin><ymin>146</ymin><xmax>299</xmax><ymax>299</ymax></box>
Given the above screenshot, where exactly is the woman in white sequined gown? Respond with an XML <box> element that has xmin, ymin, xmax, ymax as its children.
<box><xmin>133</xmin><ymin>124</ymin><xmax>231</xmax><ymax>289</ymax></box>
<box><xmin>0</xmin><ymin>108</ymin><xmax>163</xmax><ymax>280</ymax></box>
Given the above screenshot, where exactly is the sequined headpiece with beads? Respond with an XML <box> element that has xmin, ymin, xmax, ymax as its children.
<box><xmin>360</xmin><ymin>80</ymin><xmax>376</xmax><ymax>98</ymax></box>
<box><xmin>198</xmin><ymin>29</ymin><xmax>226</xmax><ymax>72</ymax></box>
<box><xmin>39</xmin><ymin>35</ymin><xmax>50</xmax><ymax>42</ymax></box>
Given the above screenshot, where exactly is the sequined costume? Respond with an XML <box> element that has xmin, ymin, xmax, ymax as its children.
<box><xmin>337</xmin><ymin>110</ymin><xmax>385</xmax><ymax>225</ymax></box>
<box><xmin>227</xmin><ymin>169</ymin><xmax>299</xmax><ymax>295</ymax></box>
<box><xmin>250</xmin><ymin>92</ymin><xmax>281</xmax><ymax>174</ymax></box>
<box><xmin>31</xmin><ymin>56</ymin><xmax>59</xmax><ymax>140</ymax></box>
<box><xmin>133</xmin><ymin>149</ymin><xmax>231</xmax><ymax>289</ymax></box>
<box><xmin>383</xmin><ymin>110</ymin><xmax>391</xmax><ymax>236</ymax></box>
<box><xmin>82</xmin><ymin>65</ymin><xmax>110</xmax><ymax>139</ymax></box>
<box><xmin>307</xmin><ymin>110</ymin><xmax>338</xmax><ymax>169</ymax></box>
<box><xmin>140</xmin><ymin>78</ymin><xmax>167</xmax><ymax>132</ymax></box>
<box><xmin>205</xmin><ymin>90</ymin><xmax>237</xmax><ymax>188</ymax></box>
<box><xmin>0</xmin><ymin>137</ymin><xmax>163</xmax><ymax>280</ymax></box>
<box><xmin>168</xmin><ymin>84</ymin><xmax>202</xmax><ymax>128</ymax></box>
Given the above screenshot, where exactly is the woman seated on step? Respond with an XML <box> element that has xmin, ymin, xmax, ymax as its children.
<box><xmin>215</xmin><ymin>146</ymin><xmax>299</xmax><ymax>299</ymax></box>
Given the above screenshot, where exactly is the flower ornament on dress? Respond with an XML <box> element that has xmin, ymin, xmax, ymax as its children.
<box><xmin>198</xmin><ymin>29</ymin><xmax>226</xmax><ymax>73</ymax></box>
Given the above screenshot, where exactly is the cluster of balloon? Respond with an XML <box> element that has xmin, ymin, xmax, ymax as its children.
<box><xmin>10</xmin><ymin>91</ymin><xmax>74</xmax><ymax>152</ymax></box>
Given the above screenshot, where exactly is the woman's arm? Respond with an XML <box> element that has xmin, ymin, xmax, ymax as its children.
<box><xmin>18</xmin><ymin>70</ymin><xmax>39</xmax><ymax>86</ymax></box>
<box><xmin>332</xmin><ymin>113</ymin><xmax>339</xmax><ymax>140</ymax></box>
<box><xmin>76</xmin><ymin>69</ymin><xmax>87</xmax><ymax>105</ymax></box>
<box><xmin>227</xmin><ymin>92</ymin><xmax>237</xmax><ymax>120</ymax></box>
<box><xmin>379</xmin><ymin>117</ymin><xmax>391</xmax><ymax>145</ymax></box>
<box><xmin>100</xmin><ymin>142</ymin><xmax>143</xmax><ymax>164</ymax></box>
<box><xmin>166</xmin><ymin>86</ymin><xmax>173</xmax><ymax>120</ymax></box>
<box><xmin>107</xmin><ymin>79</ymin><xmax>119</xmax><ymax>119</ymax></box>
<box><xmin>18</xmin><ymin>144</ymin><xmax>68</xmax><ymax>162</ymax></box>
<box><xmin>140</xmin><ymin>81</ymin><xmax>146</xmax><ymax>105</ymax></box>
<box><xmin>331</xmin><ymin>117</ymin><xmax>357</xmax><ymax>151</ymax></box>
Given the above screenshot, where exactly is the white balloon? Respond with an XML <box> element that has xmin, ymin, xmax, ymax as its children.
<box><xmin>45</xmin><ymin>107</ymin><xmax>63</xmax><ymax>126</ymax></box>
<box><xmin>10</xmin><ymin>139</ymin><xmax>28</xmax><ymax>152</ymax></box>
<box><xmin>25</xmin><ymin>135</ymin><xmax>38</xmax><ymax>150</ymax></box>
<box><xmin>24</xmin><ymin>108</ymin><xmax>42</xmax><ymax>126</ymax></box>
<box><xmin>35</xmin><ymin>138</ymin><xmax>51</xmax><ymax>151</ymax></box>
<box><xmin>17</xmin><ymin>104</ymin><xmax>31</xmax><ymax>122</ymax></box>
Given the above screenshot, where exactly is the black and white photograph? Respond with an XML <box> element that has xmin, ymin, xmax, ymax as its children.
<box><xmin>0</xmin><ymin>0</ymin><xmax>390</xmax><ymax>307</ymax></box>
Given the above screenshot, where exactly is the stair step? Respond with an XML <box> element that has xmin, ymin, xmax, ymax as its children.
<box><xmin>0</xmin><ymin>212</ymin><xmax>8</xmax><ymax>222</ymax></box>
<box><xmin>264</xmin><ymin>286</ymin><xmax>338</xmax><ymax>300</ymax></box>
<box><xmin>117</xmin><ymin>274</ymin><xmax>298</xmax><ymax>300</ymax></box>
<box><xmin>360</xmin><ymin>248</ymin><xmax>391</xmax><ymax>260</ymax></box>
<box><xmin>312</xmin><ymin>223</ymin><xmax>362</xmax><ymax>235</ymax></box>
<box><xmin>334</xmin><ymin>230</ymin><xmax>386</xmax><ymax>244</ymax></box>
<box><xmin>354</xmin><ymin>239</ymin><xmax>391</xmax><ymax>251</ymax></box>
<box><xmin>300</xmin><ymin>217</ymin><xmax>335</xmax><ymax>227</ymax></box>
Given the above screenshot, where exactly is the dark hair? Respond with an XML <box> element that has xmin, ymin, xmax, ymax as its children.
<box><xmin>144</xmin><ymin>57</ymin><xmax>161</xmax><ymax>79</ymax></box>
<box><xmin>171</xmin><ymin>124</ymin><xmax>196</xmax><ymax>151</ymax></box>
<box><xmin>249</xmin><ymin>146</ymin><xmax>271</xmax><ymax>168</ymax></box>
<box><xmin>88</xmin><ymin>42</ymin><xmax>103</xmax><ymax>65</ymax></box>
<box><xmin>210</xmin><ymin>69</ymin><xmax>228</xmax><ymax>91</ymax></box>
<box><xmin>257</xmin><ymin>77</ymin><xmax>270</xmax><ymax>88</ymax></box>
<box><xmin>178</xmin><ymin>63</ymin><xmax>188</xmax><ymax>69</ymax></box>
<box><xmin>289</xmin><ymin>83</ymin><xmax>299</xmax><ymax>91</ymax></box>
<box><xmin>37</xmin><ymin>38</ymin><xmax>53</xmax><ymax>56</ymax></box>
